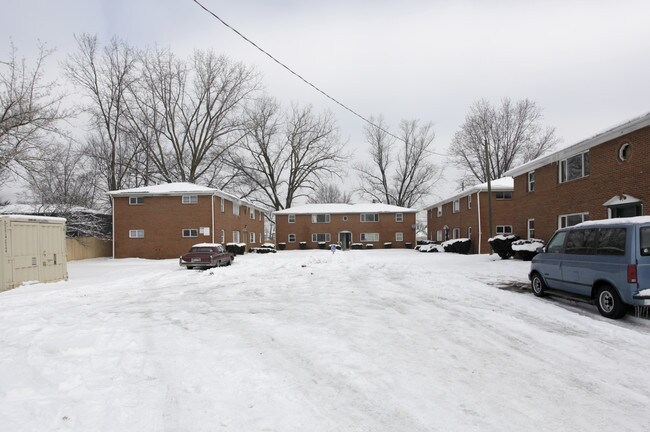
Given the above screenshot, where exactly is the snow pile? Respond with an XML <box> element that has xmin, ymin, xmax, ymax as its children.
<box><xmin>487</xmin><ymin>234</ymin><xmax>518</xmax><ymax>242</ymax></box>
<box><xmin>512</xmin><ymin>239</ymin><xmax>545</xmax><ymax>252</ymax></box>
<box><xmin>419</xmin><ymin>243</ymin><xmax>444</xmax><ymax>252</ymax></box>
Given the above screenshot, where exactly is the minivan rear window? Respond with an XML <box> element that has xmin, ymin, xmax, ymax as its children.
<box><xmin>596</xmin><ymin>228</ymin><xmax>626</xmax><ymax>256</ymax></box>
<box><xmin>641</xmin><ymin>227</ymin><xmax>650</xmax><ymax>256</ymax></box>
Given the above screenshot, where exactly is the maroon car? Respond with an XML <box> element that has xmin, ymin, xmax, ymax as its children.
<box><xmin>179</xmin><ymin>243</ymin><xmax>233</xmax><ymax>269</ymax></box>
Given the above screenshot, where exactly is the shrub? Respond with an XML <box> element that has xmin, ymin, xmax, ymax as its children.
<box><xmin>351</xmin><ymin>243</ymin><xmax>363</xmax><ymax>250</ymax></box>
<box><xmin>442</xmin><ymin>238</ymin><xmax>471</xmax><ymax>254</ymax></box>
<box><xmin>488</xmin><ymin>235</ymin><xmax>520</xmax><ymax>259</ymax></box>
<box><xmin>365</xmin><ymin>243</ymin><xmax>374</xmax><ymax>249</ymax></box>
<box><xmin>384</xmin><ymin>242</ymin><xmax>392</xmax><ymax>249</ymax></box>
<box><xmin>278</xmin><ymin>242</ymin><xmax>286</xmax><ymax>251</ymax></box>
<box><xmin>318</xmin><ymin>241</ymin><xmax>326</xmax><ymax>249</ymax></box>
<box><xmin>405</xmin><ymin>242</ymin><xmax>412</xmax><ymax>249</ymax></box>
<box><xmin>226</xmin><ymin>243</ymin><xmax>246</xmax><ymax>255</ymax></box>
<box><xmin>512</xmin><ymin>238</ymin><xmax>545</xmax><ymax>261</ymax></box>
<box><xmin>299</xmin><ymin>241</ymin><xmax>307</xmax><ymax>250</ymax></box>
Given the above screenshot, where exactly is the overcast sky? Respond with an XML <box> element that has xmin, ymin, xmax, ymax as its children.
<box><xmin>3</xmin><ymin>0</ymin><xmax>650</xmax><ymax>204</ymax></box>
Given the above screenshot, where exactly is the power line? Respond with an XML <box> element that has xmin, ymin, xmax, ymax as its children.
<box><xmin>191</xmin><ymin>0</ymin><xmax>448</xmax><ymax>157</ymax></box>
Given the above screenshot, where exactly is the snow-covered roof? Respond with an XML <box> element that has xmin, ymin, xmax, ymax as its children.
<box><xmin>423</xmin><ymin>177</ymin><xmax>514</xmax><ymax>210</ymax></box>
<box><xmin>574</xmin><ymin>216</ymin><xmax>650</xmax><ymax>228</ymax></box>
<box><xmin>0</xmin><ymin>203</ymin><xmax>108</xmax><ymax>215</ymax></box>
<box><xmin>504</xmin><ymin>111</ymin><xmax>650</xmax><ymax>178</ymax></box>
<box><xmin>274</xmin><ymin>203</ymin><xmax>417</xmax><ymax>215</ymax></box>
<box><xmin>0</xmin><ymin>214</ymin><xmax>66</xmax><ymax>223</ymax></box>
<box><xmin>107</xmin><ymin>182</ymin><xmax>266</xmax><ymax>212</ymax></box>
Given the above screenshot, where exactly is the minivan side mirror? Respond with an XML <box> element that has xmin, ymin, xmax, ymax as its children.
<box><xmin>536</xmin><ymin>246</ymin><xmax>545</xmax><ymax>254</ymax></box>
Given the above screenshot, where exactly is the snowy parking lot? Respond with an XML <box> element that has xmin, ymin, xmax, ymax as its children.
<box><xmin>1</xmin><ymin>250</ymin><xmax>649</xmax><ymax>431</ymax></box>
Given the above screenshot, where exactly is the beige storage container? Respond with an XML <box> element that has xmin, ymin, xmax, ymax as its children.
<box><xmin>0</xmin><ymin>215</ymin><xmax>68</xmax><ymax>292</ymax></box>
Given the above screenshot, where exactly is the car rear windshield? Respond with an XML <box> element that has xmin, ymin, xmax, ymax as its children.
<box><xmin>640</xmin><ymin>227</ymin><xmax>650</xmax><ymax>256</ymax></box>
<box><xmin>191</xmin><ymin>247</ymin><xmax>214</xmax><ymax>253</ymax></box>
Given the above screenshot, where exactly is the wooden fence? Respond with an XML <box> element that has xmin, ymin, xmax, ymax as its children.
<box><xmin>66</xmin><ymin>237</ymin><xmax>112</xmax><ymax>261</ymax></box>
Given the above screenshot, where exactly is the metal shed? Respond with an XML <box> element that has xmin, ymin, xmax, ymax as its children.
<box><xmin>0</xmin><ymin>215</ymin><xmax>68</xmax><ymax>292</ymax></box>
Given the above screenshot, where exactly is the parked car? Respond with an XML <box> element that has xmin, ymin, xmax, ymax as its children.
<box><xmin>529</xmin><ymin>216</ymin><xmax>650</xmax><ymax>319</ymax></box>
<box><xmin>179</xmin><ymin>243</ymin><xmax>233</xmax><ymax>269</ymax></box>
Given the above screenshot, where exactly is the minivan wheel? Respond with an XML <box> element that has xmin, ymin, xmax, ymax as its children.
<box><xmin>595</xmin><ymin>285</ymin><xmax>626</xmax><ymax>319</ymax></box>
<box><xmin>531</xmin><ymin>273</ymin><xmax>546</xmax><ymax>297</ymax></box>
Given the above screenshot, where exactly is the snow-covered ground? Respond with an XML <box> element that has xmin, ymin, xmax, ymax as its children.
<box><xmin>1</xmin><ymin>250</ymin><xmax>649</xmax><ymax>431</ymax></box>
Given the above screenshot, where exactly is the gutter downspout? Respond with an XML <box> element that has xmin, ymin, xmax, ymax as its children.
<box><xmin>211</xmin><ymin>194</ymin><xmax>215</xmax><ymax>243</ymax></box>
<box><xmin>476</xmin><ymin>191</ymin><xmax>482</xmax><ymax>254</ymax></box>
<box><xmin>110</xmin><ymin>195</ymin><xmax>115</xmax><ymax>259</ymax></box>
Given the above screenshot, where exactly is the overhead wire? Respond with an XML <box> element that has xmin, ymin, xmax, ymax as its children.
<box><xmin>191</xmin><ymin>0</ymin><xmax>447</xmax><ymax>157</ymax></box>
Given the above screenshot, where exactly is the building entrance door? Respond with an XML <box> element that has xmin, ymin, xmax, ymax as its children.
<box><xmin>339</xmin><ymin>232</ymin><xmax>352</xmax><ymax>250</ymax></box>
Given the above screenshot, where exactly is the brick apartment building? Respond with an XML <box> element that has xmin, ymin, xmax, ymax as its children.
<box><xmin>109</xmin><ymin>183</ymin><xmax>266</xmax><ymax>259</ymax></box>
<box><xmin>504</xmin><ymin>111</ymin><xmax>650</xmax><ymax>244</ymax></box>
<box><xmin>274</xmin><ymin>203</ymin><xmax>417</xmax><ymax>250</ymax></box>
<box><xmin>424</xmin><ymin>177</ymin><xmax>515</xmax><ymax>254</ymax></box>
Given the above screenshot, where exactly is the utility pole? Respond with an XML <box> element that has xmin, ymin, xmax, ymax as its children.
<box><xmin>485</xmin><ymin>138</ymin><xmax>493</xmax><ymax>254</ymax></box>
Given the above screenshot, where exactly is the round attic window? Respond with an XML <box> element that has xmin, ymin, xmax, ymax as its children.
<box><xmin>342</xmin><ymin>216</ymin><xmax>348</xmax><ymax>222</ymax></box>
<box><xmin>619</xmin><ymin>143</ymin><xmax>631</xmax><ymax>161</ymax></box>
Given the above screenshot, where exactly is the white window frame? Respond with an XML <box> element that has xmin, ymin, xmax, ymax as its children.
<box><xmin>468</xmin><ymin>226</ymin><xmax>472</xmax><ymax>238</ymax></box>
<box><xmin>395</xmin><ymin>213</ymin><xmax>403</xmax><ymax>222</ymax></box>
<box><xmin>221</xmin><ymin>229</ymin><xmax>225</xmax><ymax>243</ymax></box>
<box><xmin>558</xmin><ymin>212</ymin><xmax>589</xmax><ymax>229</ymax></box>
<box><xmin>395</xmin><ymin>232</ymin><xmax>403</xmax><ymax>242</ymax></box>
<box><xmin>360</xmin><ymin>213</ymin><xmax>379</xmax><ymax>222</ymax></box>
<box><xmin>527</xmin><ymin>171</ymin><xmax>535</xmax><ymax>192</ymax></box>
<box><xmin>182</xmin><ymin>228</ymin><xmax>198</xmax><ymax>238</ymax></box>
<box><xmin>452</xmin><ymin>228</ymin><xmax>460</xmax><ymax>239</ymax></box>
<box><xmin>527</xmin><ymin>219</ymin><xmax>535</xmax><ymax>239</ymax></box>
<box><xmin>233</xmin><ymin>203</ymin><xmax>240</xmax><ymax>216</ymax></box>
<box><xmin>467</xmin><ymin>194</ymin><xmax>472</xmax><ymax>209</ymax></box>
<box><xmin>559</xmin><ymin>151</ymin><xmax>589</xmax><ymax>183</ymax></box>
<box><xmin>288</xmin><ymin>233</ymin><xmax>296</xmax><ymax>243</ymax></box>
<box><xmin>182</xmin><ymin>195</ymin><xmax>198</xmax><ymax>204</ymax></box>
<box><xmin>250</xmin><ymin>208</ymin><xmax>255</xmax><ymax>220</ymax></box>
<box><xmin>360</xmin><ymin>233</ymin><xmax>379</xmax><ymax>242</ymax></box>
<box><xmin>437</xmin><ymin>206</ymin><xmax>442</xmax><ymax>217</ymax></box>
<box><xmin>288</xmin><ymin>214</ymin><xmax>296</xmax><ymax>224</ymax></box>
<box><xmin>436</xmin><ymin>230</ymin><xmax>443</xmax><ymax>242</ymax></box>
<box><xmin>129</xmin><ymin>196</ymin><xmax>144</xmax><ymax>205</ymax></box>
<box><xmin>453</xmin><ymin>199</ymin><xmax>460</xmax><ymax>213</ymax></box>
<box><xmin>129</xmin><ymin>229</ymin><xmax>144</xmax><ymax>238</ymax></box>
<box><xmin>232</xmin><ymin>231</ymin><xmax>240</xmax><ymax>243</ymax></box>
<box><xmin>496</xmin><ymin>225</ymin><xmax>513</xmax><ymax>235</ymax></box>
<box><xmin>311</xmin><ymin>214</ymin><xmax>331</xmax><ymax>223</ymax></box>
<box><xmin>220</xmin><ymin>198</ymin><xmax>225</xmax><ymax>213</ymax></box>
<box><xmin>311</xmin><ymin>233</ymin><xmax>331</xmax><ymax>243</ymax></box>
<box><xmin>250</xmin><ymin>232</ymin><xmax>256</xmax><ymax>243</ymax></box>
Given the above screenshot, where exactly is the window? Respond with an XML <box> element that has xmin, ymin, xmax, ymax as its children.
<box><xmin>342</xmin><ymin>216</ymin><xmax>348</xmax><ymax>222</ymax></box>
<box><xmin>437</xmin><ymin>206</ymin><xmax>442</xmax><ymax>217</ymax></box>
<box><xmin>467</xmin><ymin>194</ymin><xmax>472</xmax><ymax>209</ymax></box>
<box><xmin>559</xmin><ymin>151</ymin><xmax>589</xmax><ymax>183</ymax></box>
<box><xmin>182</xmin><ymin>195</ymin><xmax>198</xmax><ymax>204</ymax></box>
<box><xmin>182</xmin><ymin>229</ymin><xmax>198</xmax><ymax>238</ymax></box>
<box><xmin>221</xmin><ymin>198</ymin><xmax>225</xmax><ymax>212</ymax></box>
<box><xmin>559</xmin><ymin>212</ymin><xmax>588</xmax><ymax>229</ymax></box>
<box><xmin>527</xmin><ymin>219</ymin><xmax>535</xmax><ymax>239</ymax></box>
<box><xmin>640</xmin><ymin>227</ymin><xmax>650</xmax><ymax>256</ymax></box>
<box><xmin>495</xmin><ymin>191</ymin><xmax>512</xmax><ymax>200</ymax></box>
<box><xmin>619</xmin><ymin>143</ymin><xmax>631</xmax><ymax>161</ymax></box>
<box><xmin>452</xmin><ymin>228</ymin><xmax>460</xmax><ymax>239</ymax></box>
<box><xmin>546</xmin><ymin>231</ymin><xmax>567</xmax><ymax>253</ymax></box>
<box><xmin>395</xmin><ymin>232</ymin><xmax>403</xmax><ymax>242</ymax></box>
<box><xmin>129</xmin><ymin>196</ymin><xmax>144</xmax><ymax>205</ymax></box>
<box><xmin>596</xmin><ymin>228</ymin><xmax>626</xmax><ymax>256</ymax></box>
<box><xmin>312</xmin><ymin>233</ymin><xmax>331</xmax><ymax>243</ymax></box>
<box><xmin>312</xmin><ymin>214</ymin><xmax>331</xmax><ymax>223</ymax></box>
<box><xmin>528</xmin><ymin>171</ymin><xmax>535</xmax><ymax>192</ymax></box>
<box><xmin>360</xmin><ymin>213</ymin><xmax>379</xmax><ymax>222</ymax></box>
<box><xmin>288</xmin><ymin>214</ymin><xmax>296</xmax><ymax>223</ymax></box>
<box><xmin>232</xmin><ymin>231</ymin><xmax>240</xmax><ymax>243</ymax></box>
<box><xmin>250</xmin><ymin>208</ymin><xmax>255</xmax><ymax>219</ymax></box>
<box><xmin>250</xmin><ymin>232</ymin><xmax>256</xmax><ymax>243</ymax></box>
<box><xmin>360</xmin><ymin>233</ymin><xmax>379</xmax><ymax>242</ymax></box>
<box><xmin>467</xmin><ymin>226</ymin><xmax>472</xmax><ymax>238</ymax></box>
<box><xmin>129</xmin><ymin>229</ymin><xmax>144</xmax><ymax>238</ymax></box>
<box><xmin>233</xmin><ymin>203</ymin><xmax>240</xmax><ymax>216</ymax></box>
<box><xmin>565</xmin><ymin>229</ymin><xmax>597</xmax><ymax>255</ymax></box>
<box><xmin>395</xmin><ymin>213</ymin><xmax>403</xmax><ymax>222</ymax></box>
<box><xmin>453</xmin><ymin>200</ymin><xmax>460</xmax><ymax>213</ymax></box>
<box><xmin>288</xmin><ymin>233</ymin><xmax>296</xmax><ymax>243</ymax></box>
<box><xmin>221</xmin><ymin>229</ymin><xmax>225</xmax><ymax>243</ymax></box>
<box><xmin>496</xmin><ymin>225</ymin><xmax>513</xmax><ymax>234</ymax></box>
<box><xmin>259</xmin><ymin>212</ymin><xmax>262</xmax><ymax>221</ymax></box>
<box><xmin>436</xmin><ymin>230</ymin><xmax>443</xmax><ymax>242</ymax></box>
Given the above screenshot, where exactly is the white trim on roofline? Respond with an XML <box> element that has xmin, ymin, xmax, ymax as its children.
<box><xmin>422</xmin><ymin>177</ymin><xmax>514</xmax><ymax>211</ymax></box>
<box><xmin>274</xmin><ymin>203</ymin><xmax>417</xmax><ymax>215</ymax></box>
<box><xmin>504</xmin><ymin>111</ymin><xmax>650</xmax><ymax>178</ymax></box>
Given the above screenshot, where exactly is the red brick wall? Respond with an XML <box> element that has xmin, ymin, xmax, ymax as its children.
<box><xmin>513</xmin><ymin>126</ymin><xmax>650</xmax><ymax>243</ymax></box>
<box><xmin>275</xmin><ymin>212</ymin><xmax>416</xmax><ymax>249</ymax></box>
<box><xmin>427</xmin><ymin>191</ymin><xmax>515</xmax><ymax>254</ymax></box>
<box><xmin>113</xmin><ymin>194</ymin><xmax>264</xmax><ymax>259</ymax></box>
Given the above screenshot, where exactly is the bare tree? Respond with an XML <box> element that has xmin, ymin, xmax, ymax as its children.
<box><xmin>356</xmin><ymin>117</ymin><xmax>440</xmax><ymax>208</ymax></box>
<box><xmin>229</xmin><ymin>97</ymin><xmax>347</xmax><ymax>210</ymax></box>
<box><xmin>449</xmin><ymin>98</ymin><xmax>559</xmax><ymax>185</ymax></box>
<box><xmin>129</xmin><ymin>48</ymin><xmax>259</xmax><ymax>187</ymax></box>
<box><xmin>0</xmin><ymin>41</ymin><xmax>66</xmax><ymax>185</ymax></box>
<box><xmin>307</xmin><ymin>182</ymin><xmax>354</xmax><ymax>204</ymax></box>
<box><xmin>64</xmin><ymin>34</ymin><xmax>141</xmax><ymax>192</ymax></box>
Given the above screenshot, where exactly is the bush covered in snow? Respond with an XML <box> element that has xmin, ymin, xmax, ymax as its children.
<box><xmin>365</xmin><ymin>244</ymin><xmax>374</xmax><ymax>249</ymax></box>
<box><xmin>226</xmin><ymin>243</ymin><xmax>247</xmax><ymax>255</ymax></box>
<box><xmin>278</xmin><ymin>242</ymin><xmax>286</xmax><ymax>250</ymax></box>
<box><xmin>299</xmin><ymin>241</ymin><xmax>307</xmax><ymax>250</ymax></box>
<box><xmin>318</xmin><ymin>241</ymin><xmax>327</xmax><ymax>249</ymax></box>
<box><xmin>512</xmin><ymin>238</ymin><xmax>545</xmax><ymax>261</ymax></box>
<box><xmin>488</xmin><ymin>235</ymin><xmax>520</xmax><ymax>259</ymax></box>
<box><xmin>419</xmin><ymin>243</ymin><xmax>444</xmax><ymax>253</ymax></box>
<box><xmin>442</xmin><ymin>238</ymin><xmax>471</xmax><ymax>254</ymax></box>
<box><xmin>329</xmin><ymin>243</ymin><xmax>341</xmax><ymax>250</ymax></box>
<box><xmin>405</xmin><ymin>242</ymin><xmax>413</xmax><ymax>249</ymax></box>
<box><xmin>351</xmin><ymin>243</ymin><xmax>363</xmax><ymax>250</ymax></box>
<box><xmin>384</xmin><ymin>242</ymin><xmax>392</xmax><ymax>249</ymax></box>
<box><xmin>250</xmin><ymin>243</ymin><xmax>277</xmax><ymax>254</ymax></box>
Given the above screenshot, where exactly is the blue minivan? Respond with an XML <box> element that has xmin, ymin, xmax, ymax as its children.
<box><xmin>529</xmin><ymin>216</ymin><xmax>650</xmax><ymax>319</ymax></box>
